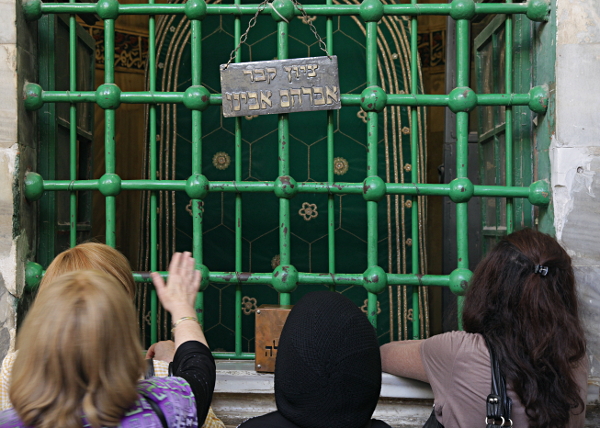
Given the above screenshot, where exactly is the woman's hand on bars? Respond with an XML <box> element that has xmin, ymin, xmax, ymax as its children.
<box><xmin>151</xmin><ymin>252</ymin><xmax>208</xmax><ymax>348</ymax></box>
<box><xmin>146</xmin><ymin>340</ymin><xmax>176</xmax><ymax>362</ymax></box>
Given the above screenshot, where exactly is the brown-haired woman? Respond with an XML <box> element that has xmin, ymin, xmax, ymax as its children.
<box><xmin>381</xmin><ymin>228</ymin><xmax>587</xmax><ymax>428</ymax></box>
<box><xmin>0</xmin><ymin>252</ymin><xmax>214</xmax><ymax>428</ymax></box>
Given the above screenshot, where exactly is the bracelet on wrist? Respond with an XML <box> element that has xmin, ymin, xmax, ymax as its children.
<box><xmin>171</xmin><ymin>316</ymin><xmax>200</xmax><ymax>332</ymax></box>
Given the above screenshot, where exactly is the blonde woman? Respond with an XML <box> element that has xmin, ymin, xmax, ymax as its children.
<box><xmin>0</xmin><ymin>252</ymin><xmax>214</xmax><ymax>428</ymax></box>
<box><xmin>0</xmin><ymin>244</ymin><xmax>223</xmax><ymax>428</ymax></box>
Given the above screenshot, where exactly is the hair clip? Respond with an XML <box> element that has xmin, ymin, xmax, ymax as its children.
<box><xmin>534</xmin><ymin>265</ymin><xmax>549</xmax><ymax>277</ymax></box>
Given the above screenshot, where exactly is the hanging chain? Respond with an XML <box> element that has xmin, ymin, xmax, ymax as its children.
<box><xmin>289</xmin><ymin>0</ymin><xmax>330</xmax><ymax>59</ymax></box>
<box><xmin>223</xmin><ymin>0</ymin><xmax>271</xmax><ymax>69</ymax></box>
<box><xmin>223</xmin><ymin>0</ymin><xmax>331</xmax><ymax>69</ymax></box>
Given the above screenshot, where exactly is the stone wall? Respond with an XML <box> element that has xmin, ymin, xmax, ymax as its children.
<box><xmin>554</xmin><ymin>0</ymin><xmax>600</xmax><ymax>399</ymax></box>
<box><xmin>0</xmin><ymin>0</ymin><xmax>37</xmax><ymax>359</ymax></box>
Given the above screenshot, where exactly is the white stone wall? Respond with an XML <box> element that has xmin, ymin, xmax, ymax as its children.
<box><xmin>554</xmin><ymin>0</ymin><xmax>600</xmax><ymax>400</ymax></box>
<box><xmin>0</xmin><ymin>0</ymin><xmax>37</xmax><ymax>359</ymax></box>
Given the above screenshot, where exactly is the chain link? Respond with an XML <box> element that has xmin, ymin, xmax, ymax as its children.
<box><xmin>223</xmin><ymin>0</ymin><xmax>271</xmax><ymax>69</ymax></box>
<box><xmin>223</xmin><ymin>0</ymin><xmax>331</xmax><ymax>69</ymax></box>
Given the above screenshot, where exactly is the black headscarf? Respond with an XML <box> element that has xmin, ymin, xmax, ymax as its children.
<box><xmin>274</xmin><ymin>291</ymin><xmax>382</xmax><ymax>428</ymax></box>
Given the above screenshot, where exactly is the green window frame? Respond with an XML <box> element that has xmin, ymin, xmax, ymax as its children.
<box><xmin>23</xmin><ymin>0</ymin><xmax>552</xmax><ymax>358</ymax></box>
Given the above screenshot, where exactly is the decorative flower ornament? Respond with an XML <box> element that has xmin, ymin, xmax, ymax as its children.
<box><xmin>242</xmin><ymin>296</ymin><xmax>258</xmax><ymax>315</ymax></box>
<box><xmin>333</xmin><ymin>157</ymin><xmax>349</xmax><ymax>176</ymax></box>
<box><xmin>212</xmin><ymin>151</ymin><xmax>231</xmax><ymax>170</ymax></box>
<box><xmin>360</xmin><ymin>299</ymin><xmax>381</xmax><ymax>315</ymax></box>
<box><xmin>298</xmin><ymin>202</ymin><xmax>318</xmax><ymax>221</ymax></box>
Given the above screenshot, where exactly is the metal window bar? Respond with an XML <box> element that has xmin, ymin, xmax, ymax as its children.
<box><xmin>22</xmin><ymin>0</ymin><xmax>551</xmax><ymax>359</ymax></box>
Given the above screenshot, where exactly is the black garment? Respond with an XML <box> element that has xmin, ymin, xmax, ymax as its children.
<box><xmin>171</xmin><ymin>340</ymin><xmax>216</xmax><ymax>424</ymax></box>
<box><xmin>239</xmin><ymin>411</ymin><xmax>392</xmax><ymax>428</ymax></box>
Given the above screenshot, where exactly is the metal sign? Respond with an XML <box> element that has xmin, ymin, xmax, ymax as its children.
<box><xmin>220</xmin><ymin>56</ymin><xmax>341</xmax><ymax>118</ymax></box>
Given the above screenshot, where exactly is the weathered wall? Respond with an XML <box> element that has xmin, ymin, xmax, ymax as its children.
<box><xmin>0</xmin><ymin>0</ymin><xmax>37</xmax><ymax>360</ymax></box>
<box><xmin>554</xmin><ymin>0</ymin><xmax>600</xmax><ymax>398</ymax></box>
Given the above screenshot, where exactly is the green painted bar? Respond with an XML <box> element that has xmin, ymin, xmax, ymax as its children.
<box><xmin>505</xmin><ymin>5</ymin><xmax>514</xmax><ymax>234</ymax></box>
<box><xmin>68</xmin><ymin>12</ymin><xmax>76</xmax><ymax>247</ymax></box>
<box><xmin>410</xmin><ymin>0</ymin><xmax>420</xmax><ymax>339</ymax></box>
<box><xmin>148</xmin><ymin>0</ymin><xmax>158</xmax><ymax>344</ymax></box>
<box><xmin>277</xmin><ymin>18</ymin><xmax>291</xmax><ymax>307</ymax></box>
<box><xmin>35</xmin><ymin>91</ymin><xmax>535</xmax><ymax>109</ymax></box>
<box><xmin>132</xmin><ymin>271</ymin><xmax>452</xmax><ymax>287</ymax></box>
<box><xmin>365</xmin><ymin>18</ymin><xmax>379</xmax><ymax>327</ymax></box>
<box><xmin>234</xmin><ymin>0</ymin><xmax>243</xmax><ymax>357</ymax></box>
<box><xmin>34</xmin><ymin>180</ymin><xmax>540</xmax><ymax>199</ymax></box>
<box><xmin>212</xmin><ymin>352</ymin><xmax>255</xmax><ymax>360</ymax></box>
<box><xmin>190</xmin><ymin>18</ymin><xmax>204</xmax><ymax>327</ymax></box>
<box><xmin>36</xmin><ymin>1</ymin><xmax>532</xmax><ymax>18</ymax></box>
<box><xmin>103</xmin><ymin>19</ymin><xmax>116</xmax><ymax>247</ymax></box>
<box><xmin>326</xmin><ymin>0</ymin><xmax>335</xmax><ymax>293</ymax></box>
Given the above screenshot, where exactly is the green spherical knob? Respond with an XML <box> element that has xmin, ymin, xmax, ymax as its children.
<box><xmin>362</xmin><ymin>176</ymin><xmax>386</xmax><ymax>202</ymax></box>
<box><xmin>198</xmin><ymin>264</ymin><xmax>210</xmax><ymax>291</ymax></box>
<box><xmin>23</xmin><ymin>83</ymin><xmax>44</xmax><ymax>111</ymax></box>
<box><xmin>360</xmin><ymin>86</ymin><xmax>387</xmax><ymax>112</ymax></box>
<box><xmin>99</xmin><ymin>173</ymin><xmax>122</xmax><ymax>196</ymax></box>
<box><xmin>184</xmin><ymin>0</ymin><xmax>207</xmax><ymax>20</ymax></box>
<box><xmin>528</xmin><ymin>180</ymin><xmax>550</xmax><ymax>206</ymax></box>
<box><xmin>272</xmin><ymin>265</ymin><xmax>298</xmax><ymax>293</ymax></box>
<box><xmin>363</xmin><ymin>266</ymin><xmax>387</xmax><ymax>294</ymax></box>
<box><xmin>25</xmin><ymin>261</ymin><xmax>44</xmax><ymax>292</ymax></box>
<box><xmin>183</xmin><ymin>86</ymin><xmax>211</xmax><ymax>111</ymax></box>
<box><xmin>95</xmin><ymin>84</ymin><xmax>122</xmax><ymax>109</ymax></box>
<box><xmin>448</xmin><ymin>177</ymin><xmax>474</xmax><ymax>203</ymax></box>
<box><xmin>449</xmin><ymin>268</ymin><xmax>472</xmax><ymax>296</ymax></box>
<box><xmin>24</xmin><ymin>172</ymin><xmax>44</xmax><ymax>201</ymax></box>
<box><xmin>528</xmin><ymin>85</ymin><xmax>549</xmax><ymax>114</ymax></box>
<box><xmin>449</xmin><ymin>0</ymin><xmax>476</xmax><ymax>20</ymax></box>
<box><xmin>270</xmin><ymin>0</ymin><xmax>295</xmax><ymax>22</ymax></box>
<box><xmin>274</xmin><ymin>175</ymin><xmax>298</xmax><ymax>199</ymax></box>
<box><xmin>448</xmin><ymin>86</ymin><xmax>477</xmax><ymax>113</ymax></box>
<box><xmin>96</xmin><ymin>0</ymin><xmax>120</xmax><ymax>20</ymax></box>
<box><xmin>359</xmin><ymin>0</ymin><xmax>384</xmax><ymax>22</ymax></box>
<box><xmin>185</xmin><ymin>174</ymin><xmax>209</xmax><ymax>200</ymax></box>
<box><xmin>22</xmin><ymin>0</ymin><xmax>42</xmax><ymax>21</ymax></box>
<box><xmin>527</xmin><ymin>0</ymin><xmax>550</xmax><ymax>22</ymax></box>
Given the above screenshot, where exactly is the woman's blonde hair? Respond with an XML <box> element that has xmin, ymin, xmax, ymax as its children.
<box><xmin>11</xmin><ymin>270</ymin><xmax>146</xmax><ymax>428</ymax></box>
<box><xmin>39</xmin><ymin>242</ymin><xmax>136</xmax><ymax>300</ymax></box>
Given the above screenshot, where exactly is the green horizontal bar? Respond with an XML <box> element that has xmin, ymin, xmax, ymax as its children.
<box><xmin>133</xmin><ymin>270</ymin><xmax>453</xmax><ymax>287</ymax></box>
<box><xmin>35</xmin><ymin>91</ymin><xmax>533</xmax><ymax>109</ymax></box>
<box><xmin>32</xmin><ymin>179</ymin><xmax>538</xmax><ymax>199</ymax></box>
<box><xmin>38</xmin><ymin>1</ymin><xmax>531</xmax><ymax>18</ymax></box>
<box><xmin>212</xmin><ymin>352</ymin><xmax>255</xmax><ymax>360</ymax></box>
<box><xmin>473</xmin><ymin>185</ymin><xmax>530</xmax><ymax>198</ymax></box>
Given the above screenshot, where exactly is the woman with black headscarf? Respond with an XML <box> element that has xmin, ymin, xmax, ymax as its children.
<box><xmin>239</xmin><ymin>290</ymin><xmax>391</xmax><ymax>428</ymax></box>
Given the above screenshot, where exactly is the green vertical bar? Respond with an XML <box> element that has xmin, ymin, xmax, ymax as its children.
<box><xmin>38</xmin><ymin>16</ymin><xmax>56</xmax><ymax>266</ymax></box>
<box><xmin>326</xmin><ymin>0</ymin><xmax>335</xmax><ymax>292</ymax></box>
<box><xmin>69</xmin><ymin>7</ymin><xmax>77</xmax><ymax>247</ymax></box>
<box><xmin>505</xmin><ymin>6</ymin><xmax>514</xmax><ymax>234</ymax></box>
<box><xmin>190</xmin><ymin>19</ymin><xmax>204</xmax><ymax>326</ymax></box>
<box><xmin>278</xmin><ymin>19</ymin><xmax>291</xmax><ymax>306</ymax></box>
<box><xmin>365</xmin><ymin>20</ymin><xmax>378</xmax><ymax>327</ymax></box>
<box><xmin>234</xmin><ymin>1</ymin><xmax>243</xmax><ymax>357</ymax></box>
<box><xmin>148</xmin><ymin>4</ymin><xmax>158</xmax><ymax>344</ymax></box>
<box><xmin>455</xmin><ymin>19</ymin><xmax>471</xmax><ymax>329</ymax></box>
<box><xmin>410</xmin><ymin>1</ymin><xmax>420</xmax><ymax>339</ymax></box>
<box><xmin>104</xmin><ymin>19</ymin><xmax>116</xmax><ymax>247</ymax></box>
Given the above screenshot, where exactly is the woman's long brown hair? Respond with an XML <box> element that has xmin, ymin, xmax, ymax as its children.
<box><xmin>462</xmin><ymin>228</ymin><xmax>586</xmax><ymax>428</ymax></box>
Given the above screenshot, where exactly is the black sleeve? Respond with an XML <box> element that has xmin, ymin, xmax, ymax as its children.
<box><xmin>171</xmin><ymin>340</ymin><xmax>216</xmax><ymax>424</ymax></box>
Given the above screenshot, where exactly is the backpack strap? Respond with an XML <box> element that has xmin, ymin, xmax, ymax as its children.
<box><xmin>139</xmin><ymin>390</ymin><xmax>169</xmax><ymax>428</ymax></box>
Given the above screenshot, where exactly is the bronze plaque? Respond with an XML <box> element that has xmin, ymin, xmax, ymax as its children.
<box><xmin>220</xmin><ymin>56</ymin><xmax>341</xmax><ymax>117</ymax></box>
<box><xmin>255</xmin><ymin>304</ymin><xmax>293</xmax><ymax>373</ymax></box>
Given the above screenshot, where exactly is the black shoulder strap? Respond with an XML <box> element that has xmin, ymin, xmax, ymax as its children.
<box><xmin>140</xmin><ymin>390</ymin><xmax>169</xmax><ymax>428</ymax></box>
<box><xmin>485</xmin><ymin>338</ymin><xmax>512</xmax><ymax>427</ymax></box>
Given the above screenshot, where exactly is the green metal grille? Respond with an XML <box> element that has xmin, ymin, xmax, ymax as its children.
<box><xmin>23</xmin><ymin>0</ymin><xmax>551</xmax><ymax>358</ymax></box>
